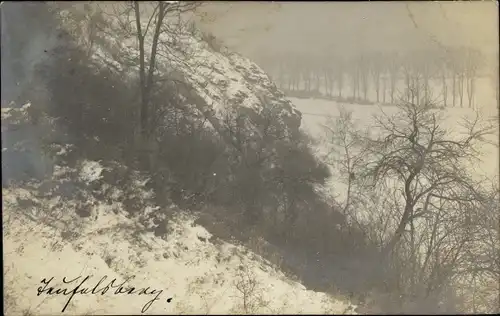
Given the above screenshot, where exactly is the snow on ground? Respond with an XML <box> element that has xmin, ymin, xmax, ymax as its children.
<box><xmin>3</xmin><ymin>192</ymin><xmax>355</xmax><ymax>315</ymax></box>
<box><xmin>3</xmin><ymin>158</ymin><xmax>356</xmax><ymax>315</ymax></box>
<box><xmin>290</xmin><ymin>96</ymin><xmax>499</xmax><ymax>201</ymax></box>
<box><xmin>79</xmin><ymin>160</ymin><xmax>105</xmax><ymax>184</ymax></box>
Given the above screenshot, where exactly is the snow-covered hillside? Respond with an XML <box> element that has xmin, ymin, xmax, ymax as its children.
<box><xmin>1</xmin><ymin>4</ymin><xmax>359</xmax><ymax>314</ymax></box>
<box><xmin>2</xmin><ymin>105</ymin><xmax>356</xmax><ymax>315</ymax></box>
<box><xmin>3</xmin><ymin>193</ymin><xmax>354</xmax><ymax>315</ymax></box>
<box><xmin>56</xmin><ymin>3</ymin><xmax>302</xmax><ymax>137</ymax></box>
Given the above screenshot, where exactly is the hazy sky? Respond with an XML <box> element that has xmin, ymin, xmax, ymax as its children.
<box><xmin>194</xmin><ymin>1</ymin><xmax>499</xmax><ymax>59</ymax></box>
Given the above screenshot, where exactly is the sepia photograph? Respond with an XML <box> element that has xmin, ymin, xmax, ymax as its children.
<box><xmin>2</xmin><ymin>1</ymin><xmax>499</xmax><ymax>314</ymax></box>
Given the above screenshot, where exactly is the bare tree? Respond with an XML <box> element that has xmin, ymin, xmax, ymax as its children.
<box><xmin>370</xmin><ymin>52</ymin><xmax>383</xmax><ymax>103</ymax></box>
<box><xmin>464</xmin><ymin>48</ymin><xmax>482</xmax><ymax>109</ymax></box>
<box><xmin>323</xmin><ymin>95</ymin><xmax>496</xmax><ymax>311</ymax></box>
<box><xmin>382</xmin><ymin>76</ymin><xmax>387</xmax><ymax>104</ymax></box>
<box><xmin>440</xmin><ymin>49</ymin><xmax>449</xmax><ymax>108</ymax></box>
<box><xmin>322</xmin><ymin>107</ymin><xmax>369</xmax><ymax>217</ymax></box>
<box><xmin>401</xmin><ymin>58</ymin><xmax>414</xmax><ymax>104</ymax></box>
<box><xmin>291</xmin><ymin>54</ymin><xmax>301</xmax><ymax>91</ymax></box>
<box><xmin>323</xmin><ymin>56</ymin><xmax>335</xmax><ymax>98</ymax></box>
<box><xmin>337</xmin><ymin>63</ymin><xmax>345</xmax><ymax>100</ymax></box>
<box><xmin>133</xmin><ymin>1</ymin><xmax>166</xmax><ymax>138</ymax></box>
<box><xmin>360</xmin><ymin>99</ymin><xmax>494</xmax><ymax>255</ymax></box>
<box><xmin>276</xmin><ymin>54</ymin><xmax>286</xmax><ymax>89</ymax></box>
<box><xmin>415</xmin><ymin>51</ymin><xmax>433</xmax><ymax>106</ymax></box>
<box><xmin>349</xmin><ymin>56</ymin><xmax>360</xmax><ymax>100</ymax></box>
<box><xmin>456</xmin><ymin>49</ymin><xmax>466</xmax><ymax>108</ymax></box>
<box><xmin>312</xmin><ymin>57</ymin><xmax>323</xmax><ymax>94</ymax></box>
<box><xmin>387</xmin><ymin>51</ymin><xmax>400</xmax><ymax>104</ymax></box>
<box><xmin>61</xmin><ymin>1</ymin><xmax>201</xmax><ymax>144</ymax></box>
<box><xmin>359</xmin><ymin>53</ymin><xmax>370</xmax><ymax>102</ymax></box>
<box><xmin>232</xmin><ymin>260</ymin><xmax>270</xmax><ymax>314</ymax></box>
<box><xmin>300</xmin><ymin>55</ymin><xmax>313</xmax><ymax>93</ymax></box>
<box><xmin>449</xmin><ymin>48</ymin><xmax>462</xmax><ymax>108</ymax></box>
<box><xmin>468</xmin><ymin>180</ymin><xmax>500</xmax><ymax>313</ymax></box>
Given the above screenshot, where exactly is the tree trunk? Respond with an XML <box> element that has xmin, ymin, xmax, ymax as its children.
<box><xmin>382</xmin><ymin>77</ymin><xmax>386</xmax><ymax>103</ymax></box>
<box><xmin>323</xmin><ymin>72</ymin><xmax>329</xmax><ymax>96</ymax></box>
<box><xmin>134</xmin><ymin>1</ymin><xmax>166</xmax><ymax>171</ymax></box>
<box><xmin>338</xmin><ymin>72</ymin><xmax>343</xmax><ymax>98</ymax></box>
<box><xmin>410</xmin><ymin>209</ymin><xmax>416</xmax><ymax>294</ymax></box>
<box><xmin>383</xmin><ymin>172</ymin><xmax>417</xmax><ymax>256</ymax></box>
<box><xmin>316</xmin><ymin>72</ymin><xmax>322</xmax><ymax>93</ymax></box>
<box><xmin>415</xmin><ymin>76</ymin><xmax>420</xmax><ymax>106</ymax></box>
<box><xmin>467</xmin><ymin>76</ymin><xmax>475</xmax><ymax>109</ymax></box>
<box><xmin>458</xmin><ymin>72</ymin><xmax>465</xmax><ymax>108</ymax></box>
<box><xmin>329</xmin><ymin>72</ymin><xmax>335</xmax><ymax>97</ymax></box>
<box><xmin>355</xmin><ymin>70</ymin><xmax>360</xmax><ymax>100</ymax></box>
<box><xmin>442</xmin><ymin>72</ymin><xmax>447</xmax><ymax>107</ymax></box>
<box><xmin>404</xmin><ymin>72</ymin><xmax>411</xmax><ymax>103</ymax></box>
<box><xmin>390</xmin><ymin>73</ymin><xmax>396</xmax><ymax>104</ymax></box>
<box><xmin>352</xmin><ymin>71</ymin><xmax>356</xmax><ymax>99</ymax></box>
<box><xmin>452</xmin><ymin>73</ymin><xmax>456</xmax><ymax>107</ymax></box>
<box><xmin>134</xmin><ymin>2</ymin><xmax>148</xmax><ymax>137</ymax></box>
<box><xmin>278</xmin><ymin>64</ymin><xmax>284</xmax><ymax>89</ymax></box>
<box><xmin>383</xmin><ymin>204</ymin><xmax>412</xmax><ymax>256</ymax></box>
<box><xmin>423</xmin><ymin>76</ymin><xmax>428</xmax><ymax>104</ymax></box>
<box><xmin>362</xmin><ymin>74</ymin><xmax>368</xmax><ymax>102</ymax></box>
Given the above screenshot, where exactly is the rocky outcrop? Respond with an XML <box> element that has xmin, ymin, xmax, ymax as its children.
<box><xmin>51</xmin><ymin>3</ymin><xmax>302</xmax><ymax>141</ymax></box>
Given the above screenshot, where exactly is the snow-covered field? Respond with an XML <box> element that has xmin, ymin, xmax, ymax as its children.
<box><xmin>290</xmin><ymin>96</ymin><xmax>499</xmax><ymax>201</ymax></box>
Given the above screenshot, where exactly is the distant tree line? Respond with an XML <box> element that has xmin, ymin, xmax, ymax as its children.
<box><xmin>258</xmin><ymin>47</ymin><xmax>485</xmax><ymax>109</ymax></box>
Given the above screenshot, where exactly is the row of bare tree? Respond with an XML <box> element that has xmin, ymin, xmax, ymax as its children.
<box><xmin>258</xmin><ymin>47</ymin><xmax>485</xmax><ymax>108</ymax></box>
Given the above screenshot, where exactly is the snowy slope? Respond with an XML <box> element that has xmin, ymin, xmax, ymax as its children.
<box><xmin>1</xmin><ymin>5</ymin><xmax>354</xmax><ymax>314</ymax></box>
<box><xmin>3</xmin><ymin>106</ymin><xmax>356</xmax><ymax>315</ymax></box>
<box><xmin>55</xmin><ymin>3</ymin><xmax>301</xmax><ymax>136</ymax></box>
<box><xmin>3</xmin><ymin>194</ymin><xmax>355</xmax><ymax>315</ymax></box>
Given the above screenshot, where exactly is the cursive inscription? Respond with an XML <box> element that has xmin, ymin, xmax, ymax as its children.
<box><xmin>36</xmin><ymin>275</ymin><xmax>172</xmax><ymax>313</ymax></box>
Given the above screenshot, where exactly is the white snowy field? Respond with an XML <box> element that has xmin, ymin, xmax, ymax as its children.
<box><xmin>290</xmin><ymin>96</ymin><xmax>499</xmax><ymax>203</ymax></box>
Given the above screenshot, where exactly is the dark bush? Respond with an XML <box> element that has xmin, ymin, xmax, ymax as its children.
<box><xmin>35</xmin><ymin>38</ymin><xmax>138</xmax><ymax>162</ymax></box>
